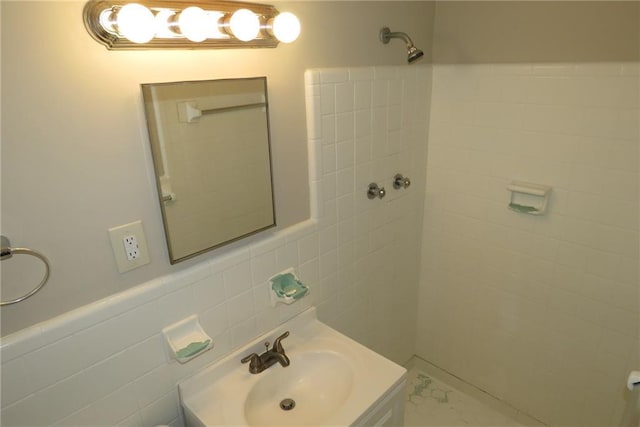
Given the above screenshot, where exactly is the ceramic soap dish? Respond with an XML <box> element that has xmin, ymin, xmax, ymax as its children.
<box><xmin>162</xmin><ymin>315</ymin><xmax>213</xmax><ymax>364</ymax></box>
<box><xmin>270</xmin><ymin>268</ymin><xmax>309</xmax><ymax>306</ymax></box>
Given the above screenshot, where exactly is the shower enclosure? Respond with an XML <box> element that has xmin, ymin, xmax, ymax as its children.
<box><xmin>415</xmin><ymin>2</ymin><xmax>639</xmax><ymax>426</ymax></box>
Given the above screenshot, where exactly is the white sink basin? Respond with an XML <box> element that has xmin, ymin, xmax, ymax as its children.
<box><xmin>179</xmin><ymin>308</ymin><xmax>406</xmax><ymax>427</ymax></box>
<box><xmin>245</xmin><ymin>350</ymin><xmax>353</xmax><ymax>426</ymax></box>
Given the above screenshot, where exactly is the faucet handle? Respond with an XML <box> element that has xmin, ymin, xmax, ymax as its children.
<box><xmin>241</xmin><ymin>352</ymin><xmax>264</xmax><ymax>374</ymax></box>
<box><xmin>393</xmin><ymin>173</ymin><xmax>411</xmax><ymax>189</ymax></box>
<box><xmin>241</xmin><ymin>352</ymin><xmax>260</xmax><ymax>364</ymax></box>
<box><xmin>272</xmin><ymin>331</ymin><xmax>290</xmax><ymax>353</ymax></box>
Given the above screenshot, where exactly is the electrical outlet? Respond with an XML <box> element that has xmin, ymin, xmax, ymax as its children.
<box><xmin>123</xmin><ymin>235</ymin><xmax>139</xmax><ymax>260</ymax></box>
<box><xmin>108</xmin><ymin>220</ymin><xmax>150</xmax><ymax>273</ymax></box>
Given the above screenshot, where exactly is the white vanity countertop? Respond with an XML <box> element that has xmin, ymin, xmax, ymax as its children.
<box><xmin>179</xmin><ymin>307</ymin><xmax>407</xmax><ymax>426</ymax></box>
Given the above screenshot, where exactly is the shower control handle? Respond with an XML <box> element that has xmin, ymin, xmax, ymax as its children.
<box><xmin>367</xmin><ymin>183</ymin><xmax>386</xmax><ymax>200</ymax></box>
<box><xmin>393</xmin><ymin>173</ymin><xmax>411</xmax><ymax>190</ymax></box>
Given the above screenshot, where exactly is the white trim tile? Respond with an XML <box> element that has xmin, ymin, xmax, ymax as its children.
<box><xmin>140</xmin><ymin>389</ymin><xmax>180</xmax><ymax>427</ymax></box>
<box><xmin>349</xmin><ymin>67</ymin><xmax>374</xmax><ymax>81</ymax></box>
<box><xmin>1</xmin><ymin>357</ymin><xmax>34</xmax><ymax>408</ymax></box>
<box><xmin>192</xmin><ymin>272</ymin><xmax>226</xmax><ymax>313</ymax></box>
<box><xmin>223</xmin><ymin>260</ymin><xmax>253</xmax><ymax>298</ymax></box>
<box><xmin>226</xmin><ymin>290</ymin><xmax>255</xmax><ymax>326</ymax></box>
<box><xmin>319</xmin><ymin>69</ymin><xmax>349</xmax><ymax>83</ymax></box>
<box><xmin>335</xmin><ymin>82</ymin><xmax>355</xmax><ymax>113</ymax></box>
<box><xmin>230</xmin><ymin>317</ymin><xmax>258</xmax><ymax>348</ymax></box>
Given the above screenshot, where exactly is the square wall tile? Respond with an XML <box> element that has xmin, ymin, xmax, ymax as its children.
<box><xmin>335</xmin><ymin>82</ymin><xmax>354</xmax><ymax>113</ymax></box>
<box><xmin>226</xmin><ymin>291</ymin><xmax>255</xmax><ymax>326</ymax></box>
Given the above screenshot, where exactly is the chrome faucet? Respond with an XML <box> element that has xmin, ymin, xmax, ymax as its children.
<box><xmin>241</xmin><ymin>331</ymin><xmax>290</xmax><ymax>374</ymax></box>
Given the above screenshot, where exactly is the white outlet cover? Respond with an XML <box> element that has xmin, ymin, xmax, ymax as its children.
<box><xmin>108</xmin><ymin>220</ymin><xmax>150</xmax><ymax>273</ymax></box>
<box><xmin>123</xmin><ymin>235</ymin><xmax>139</xmax><ymax>260</ymax></box>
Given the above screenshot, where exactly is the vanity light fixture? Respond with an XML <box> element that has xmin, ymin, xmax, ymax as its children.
<box><xmin>83</xmin><ymin>0</ymin><xmax>301</xmax><ymax>49</ymax></box>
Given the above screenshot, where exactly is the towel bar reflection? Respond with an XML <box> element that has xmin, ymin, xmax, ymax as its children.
<box><xmin>178</xmin><ymin>101</ymin><xmax>266</xmax><ymax>123</ymax></box>
<box><xmin>0</xmin><ymin>236</ymin><xmax>51</xmax><ymax>306</ymax></box>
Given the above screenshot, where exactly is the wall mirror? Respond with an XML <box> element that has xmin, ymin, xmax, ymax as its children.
<box><xmin>142</xmin><ymin>77</ymin><xmax>276</xmax><ymax>264</ymax></box>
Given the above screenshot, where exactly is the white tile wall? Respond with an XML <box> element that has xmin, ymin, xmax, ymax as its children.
<box><xmin>0</xmin><ymin>66</ymin><xmax>431</xmax><ymax>426</ymax></box>
<box><xmin>305</xmin><ymin>66</ymin><xmax>430</xmax><ymax>361</ymax></box>
<box><xmin>417</xmin><ymin>62</ymin><xmax>639</xmax><ymax>427</ymax></box>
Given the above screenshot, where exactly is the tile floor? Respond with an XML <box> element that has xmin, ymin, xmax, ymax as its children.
<box><xmin>404</xmin><ymin>368</ymin><xmax>527</xmax><ymax>427</ymax></box>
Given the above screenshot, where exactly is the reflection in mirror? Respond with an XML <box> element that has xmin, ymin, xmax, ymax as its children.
<box><xmin>142</xmin><ymin>78</ymin><xmax>276</xmax><ymax>263</ymax></box>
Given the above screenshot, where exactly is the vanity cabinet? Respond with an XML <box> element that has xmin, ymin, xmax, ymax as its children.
<box><xmin>355</xmin><ymin>379</ymin><xmax>407</xmax><ymax>427</ymax></box>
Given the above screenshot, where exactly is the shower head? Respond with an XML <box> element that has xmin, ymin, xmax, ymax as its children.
<box><xmin>379</xmin><ymin>27</ymin><xmax>424</xmax><ymax>64</ymax></box>
<box><xmin>408</xmin><ymin>46</ymin><xmax>424</xmax><ymax>63</ymax></box>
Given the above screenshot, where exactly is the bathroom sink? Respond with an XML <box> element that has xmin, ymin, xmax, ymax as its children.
<box><xmin>179</xmin><ymin>307</ymin><xmax>406</xmax><ymax>427</ymax></box>
<box><xmin>244</xmin><ymin>351</ymin><xmax>354</xmax><ymax>426</ymax></box>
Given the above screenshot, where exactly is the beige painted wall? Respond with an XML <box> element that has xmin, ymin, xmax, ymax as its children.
<box><xmin>0</xmin><ymin>1</ymin><xmax>434</xmax><ymax>335</ymax></box>
<box><xmin>433</xmin><ymin>1</ymin><xmax>640</xmax><ymax>64</ymax></box>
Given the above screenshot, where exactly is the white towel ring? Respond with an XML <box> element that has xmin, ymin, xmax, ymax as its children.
<box><xmin>1</xmin><ymin>237</ymin><xmax>51</xmax><ymax>306</ymax></box>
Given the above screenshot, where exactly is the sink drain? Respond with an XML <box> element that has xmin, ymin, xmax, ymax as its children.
<box><xmin>280</xmin><ymin>398</ymin><xmax>296</xmax><ymax>411</ymax></box>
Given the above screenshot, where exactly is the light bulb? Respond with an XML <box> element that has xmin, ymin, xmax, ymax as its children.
<box><xmin>229</xmin><ymin>9</ymin><xmax>260</xmax><ymax>42</ymax></box>
<box><xmin>272</xmin><ymin>12</ymin><xmax>300</xmax><ymax>43</ymax></box>
<box><xmin>178</xmin><ymin>7</ymin><xmax>208</xmax><ymax>42</ymax></box>
<box><xmin>116</xmin><ymin>3</ymin><xmax>155</xmax><ymax>43</ymax></box>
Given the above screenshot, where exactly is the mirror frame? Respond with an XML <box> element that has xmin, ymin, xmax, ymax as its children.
<box><xmin>142</xmin><ymin>77</ymin><xmax>277</xmax><ymax>264</ymax></box>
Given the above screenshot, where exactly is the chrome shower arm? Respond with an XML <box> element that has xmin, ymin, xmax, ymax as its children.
<box><xmin>379</xmin><ymin>27</ymin><xmax>424</xmax><ymax>64</ymax></box>
<box><xmin>380</xmin><ymin>27</ymin><xmax>415</xmax><ymax>48</ymax></box>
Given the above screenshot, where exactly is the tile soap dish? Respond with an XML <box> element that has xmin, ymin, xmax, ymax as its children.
<box><xmin>507</xmin><ymin>181</ymin><xmax>552</xmax><ymax>215</ymax></box>
<box><xmin>270</xmin><ymin>268</ymin><xmax>309</xmax><ymax>306</ymax></box>
<box><xmin>162</xmin><ymin>315</ymin><xmax>213</xmax><ymax>364</ymax></box>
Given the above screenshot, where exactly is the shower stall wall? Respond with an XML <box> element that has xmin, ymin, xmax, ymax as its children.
<box><xmin>304</xmin><ymin>66</ymin><xmax>431</xmax><ymax>363</ymax></box>
<box><xmin>417</xmin><ymin>62</ymin><xmax>639</xmax><ymax>427</ymax></box>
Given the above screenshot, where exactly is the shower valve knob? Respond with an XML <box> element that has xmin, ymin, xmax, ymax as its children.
<box><xmin>367</xmin><ymin>183</ymin><xmax>386</xmax><ymax>200</ymax></box>
<box><xmin>393</xmin><ymin>173</ymin><xmax>411</xmax><ymax>189</ymax></box>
